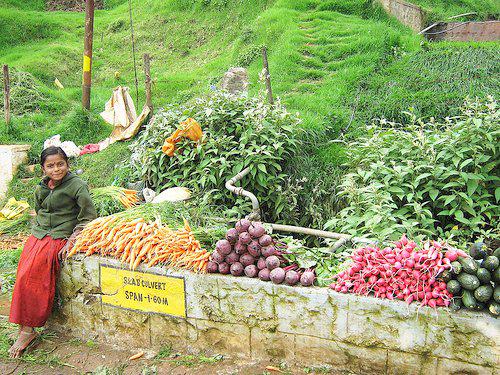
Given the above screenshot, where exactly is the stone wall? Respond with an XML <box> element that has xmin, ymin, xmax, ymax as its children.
<box><xmin>376</xmin><ymin>0</ymin><xmax>426</xmax><ymax>32</ymax></box>
<box><xmin>0</xmin><ymin>144</ymin><xmax>30</xmax><ymax>200</ymax></box>
<box><xmin>425</xmin><ymin>21</ymin><xmax>500</xmax><ymax>42</ymax></box>
<box><xmin>50</xmin><ymin>255</ymin><xmax>500</xmax><ymax>374</ymax></box>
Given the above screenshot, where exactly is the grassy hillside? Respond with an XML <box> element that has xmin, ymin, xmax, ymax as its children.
<box><xmin>0</xmin><ymin>0</ymin><xmax>498</xmax><ymax>223</ymax></box>
<box><xmin>411</xmin><ymin>0</ymin><xmax>499</xmax><ymax>22</ymax></box>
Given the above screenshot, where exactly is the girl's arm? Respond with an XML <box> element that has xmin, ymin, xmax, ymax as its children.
<box><xmin>59</xmin><ymin>184</ymin><xmax>98</xmax><ymax>261</ymax></box>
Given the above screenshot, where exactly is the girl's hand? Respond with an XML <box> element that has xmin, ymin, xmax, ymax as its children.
<box><xmin>59</xmin><ymin>228</ymin><xmax>82</xmax><ymax>262</ymax></box>
<box><xmin>57</xmin><ymin>245</ymin><xmax>68</xmax><ymax>262</ymax></box>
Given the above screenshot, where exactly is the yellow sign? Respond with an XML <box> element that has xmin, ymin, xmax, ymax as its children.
<box><xmin>100</xmin><ymin>265</ymin><xmax>186</xmax><ymax>317</ymax></box>
<box><xmin>83</xmin><ymin>55</ymin><xmax>91</xmax><ymax>72</ymax></box>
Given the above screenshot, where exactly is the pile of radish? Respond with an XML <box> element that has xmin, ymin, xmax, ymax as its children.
<box><xmin>207</xmin><ymin>219</ymin><xmax>315</xmax><ymax>287</ymax></box>
<box><xmin>330</xmin><ymin>235</ymin><xmax>466</xmax><ymax>308</ymax></box>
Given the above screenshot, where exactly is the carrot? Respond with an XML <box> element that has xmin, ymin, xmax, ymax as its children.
<box><xmin>129</xmin><ymin>351</ymin><xmax>144</xmax><ymax>360</ymax></box>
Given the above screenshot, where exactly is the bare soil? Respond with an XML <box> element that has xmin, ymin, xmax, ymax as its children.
<box><xmin>0</xmin><ymin>234</ymin><xmax>27</xmax><ymax>252</ymax></box>
<box><xmin>47</xmin><ymin>1</ymin><xmax>104</xmax><ymax>12</ymax></box>
<box><xmin>0</xmin><ymin>330</ymin><xmax>309</xmax><ymax>375</ymax></box>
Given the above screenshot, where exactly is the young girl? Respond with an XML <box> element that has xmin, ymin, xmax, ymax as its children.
<box><xmin>8</xmin><ymin>146</ymin><xmax>97</xmax><ymax>358</ymax></box>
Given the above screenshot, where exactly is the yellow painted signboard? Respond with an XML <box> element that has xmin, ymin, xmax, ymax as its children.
<box><xmin>100</xmin><ymin>265</ymin><xmax>186</xmax><ymax>317</ymax></box>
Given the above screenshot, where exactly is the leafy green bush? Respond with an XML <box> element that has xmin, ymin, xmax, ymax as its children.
<box><xmin>130</xmin><ymin>91</ymin><xmax>300</xmax><ymax>222</ymax></box>
<box><xmin>326</xmin><ymin>97</ymin><xmax>499</xmax><ymax>243</ymax></box>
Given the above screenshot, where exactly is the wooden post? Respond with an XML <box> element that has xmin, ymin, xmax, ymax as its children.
<box><xmin>82</xmin><ymin>0</ymin><xmax>95</xmax><ymax>110</ymax></box>
<box><xmin>262</xmin><ymin>46</ymin><xmax>274</xmax><ymax>105</ymax></box>
<box><xmin>3</xmin><ymin>65</ymin><xmax>10</xmax><ymax>126</ymax></box>
<box><xmin>143</xmin><ymin>53</ymin><xmax>153</xmax><ymax>111</ymax></box>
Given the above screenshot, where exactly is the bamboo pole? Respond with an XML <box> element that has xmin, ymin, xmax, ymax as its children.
<box><xmin>82</xmin><ymin>0</ymin><xmax>95</xmax><ymax>110</ymax></box>
<box><xmin>143</xmin><ymin>54</ymin><xmax>153</xmax><ymax>111</ymax></box>
<box><xmin>262</xmin><ymin>46</ymin><xmax>274</xmax><ymax>105</ymax></box>
<box><xmin>3</xmin><ymin>65</ymin><xmax>11</xmax><ymax>126</ymax></box>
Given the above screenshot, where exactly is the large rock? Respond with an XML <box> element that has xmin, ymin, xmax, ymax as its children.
<box><xmin>221</xmin><ymin>67</ymin><xmax>249</xmax><ymax>95</ymax></box>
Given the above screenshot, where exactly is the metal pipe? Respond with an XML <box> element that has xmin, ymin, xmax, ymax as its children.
<box><xmin>225</xmin><ymin>169</ymin><xmax>376</xmax><ymax>251</ymax></box>
<box><xmin>225</xmin><ymin>167</ymin><xmax>261</xmax><ymax>220</ymax></box>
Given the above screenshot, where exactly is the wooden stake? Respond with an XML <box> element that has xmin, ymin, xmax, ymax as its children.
<box><xmin>82</xmin><ymin>0</ymin><xmax>95</xmax><ymax>110</ymax></box>
<box><xmin>143</xmin><ymin>54</ymin><xmax>153</xmax><ymax>111</ymax></box>
<box><xmin>3</xmin><ymin>65</ymin><xmax>10</xmax><ymax>126</ymax></box>
<box><xmin>262</xmin><ymin>46</ymin><xmax>274</xmax><ymax>105</ymax></box>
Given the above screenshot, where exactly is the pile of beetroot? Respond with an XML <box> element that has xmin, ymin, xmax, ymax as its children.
<box><xmin>207</xmin><ymin>219</ymin><xmax>315</xmax><ymax>287</ymax></box>
<box><xmin>330</xmin><ymin>234</ymin><xmax>466</xmax><ymax>307</ymax></box>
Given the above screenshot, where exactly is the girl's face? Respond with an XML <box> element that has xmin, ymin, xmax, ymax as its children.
<box><xmin>42</xmin><ymin>154</ymin><xmax>69</xmax><ymax>183</ymax></box>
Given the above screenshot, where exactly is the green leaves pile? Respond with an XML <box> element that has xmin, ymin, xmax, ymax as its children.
<box><xmin>130</xmin><ymin>91</ymin><xmax>300</xmax><ymax>222</ymax></box>
<box><xmin>326</xmin><ymin>97</ymin><xmax>499</xmax><ymax>243</ymax></box>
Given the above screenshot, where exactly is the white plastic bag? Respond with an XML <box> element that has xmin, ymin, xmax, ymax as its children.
<box><xmin>43</xmin><ymin>134</ymin><xmax>81</xmax><ymax>158</ymax></box>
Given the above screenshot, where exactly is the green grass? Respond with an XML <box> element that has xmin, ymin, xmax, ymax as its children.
<box><xmin>0</xmin><ymin>0</ymin><xmax>498</xmax><ymax>224</ymax></box>
<box><xmin>357</xmin><ymin>42</ymin><xmax>500</xmax><ymax>126</ymax></box>
<box><xmin>410</xmin><ymin>0</ymin><xmax>499</xmax><ymax>22</ymax></box>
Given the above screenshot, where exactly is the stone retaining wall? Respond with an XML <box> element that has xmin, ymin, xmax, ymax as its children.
<box><xmin>0</xmin><ymin>144</ymin><xmax>30</xmax><ymax>200</ymax></box>
<box><xmin>425</xmin><ymin>21</ymin><xmax>500</xmax><ymax>42</ymax></box>
<box><xmin>50</xmin><ymin>255</ymin><xmax>500</xmax><ymax>374</ymax></box>
<box><xmin>376</xmin><ymin>0</ymin><xmax>426</xmax><ymax>32</ymax></box>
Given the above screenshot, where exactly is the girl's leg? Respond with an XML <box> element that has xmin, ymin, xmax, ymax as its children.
<box><xmin>8</xmin><ymin>325</ymin><xmax>37</xmax><ymax>358</ymax></box>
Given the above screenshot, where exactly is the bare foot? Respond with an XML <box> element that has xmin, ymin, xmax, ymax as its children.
<box><xmin>8</xmin><ymin>330</ymin><xmax>37</xmax><ymax>358</ymax></box>
<box><xmin>8</xmin><ymin>328</ymin><xmax>20</xmax><ymax>340</ymax></box>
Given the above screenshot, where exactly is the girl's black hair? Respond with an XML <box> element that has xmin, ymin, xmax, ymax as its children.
<box><xmin>40</xmin><ymin>146</ymin><xmax>69</xmax><ymax>166</ymax></box>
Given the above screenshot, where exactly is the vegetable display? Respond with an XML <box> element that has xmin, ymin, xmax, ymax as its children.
<box><xmin>68</xmin><ymin>214</ymin><xmax>210</xmax><ymax>273</ymax></box>
<box><xmin>330</xmin><ymin>235</ymin><xmax>460</xmax><ymax>308</ymax></box>
<box><xmin>207</xmin><ymin>219</ymin><xmax>315</xmax><ymax>287</ymax></box>
<box><xmin>444</xmin><ymin>242</ymin><xmax>499</xmax><ymax>316</ymax></box>
<box><xmin>0</xmin><ymin>197</ymin><xmax>31</xmax><ymax>236</ymax></box>
<box><xmin>90</xmin><ymin>186</ymin><xmax>139</xmax><ymax>216</ymax></box>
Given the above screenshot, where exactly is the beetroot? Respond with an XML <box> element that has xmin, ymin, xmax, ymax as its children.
<box><xmin>265</xmin><ymin>255</ymin><xmax>280</xmax><ymax>270</ymax></box>
<box><xmin>257</xmin><ymin>257</ymin><xmax>267</xmax><ymax>270</ymax></box>
<box><xmin>258</xmin><ymin>234</ymin><xmax>273</xmax><ymax>247</ymax></box>
<box><xmin>216</xmin><ymin>239</ymin><xmax>232</xmax><ymax>255</ymax></box>
<box><xmin>300</xmin><ymin>271</ymin><xmax>315</xmax><ymax>286</ymax></box>
<box><xmin>234</xmin><ymin>241</ymin><xmax>247</xmax><ymax>254</ymax></box>
<box><xmin>225</xmin><ymin>228</ymin><xmax>239</xmax><ymax>244</ymax></box>
<box><xmin>261</xmin><ymin>245</ymin><xmax>276</xmax><ymax>258</ymax></box>
<box><xmin>248</xmin><ymin>222</ymin><xmax>266</xmax><ymax>238</ymax></box>
<box><xmin>230</xmin><ymin>262</ymin><xmax>244</xmax><ymax>276</ymax></box>
<box><xmin>270</xmin><ymin>267</ymin><xmax>285</xmax><ymax>284</ymax></box>
<box><xmin>235</xmin><ymin>219</ymin><xmax>251</xmax><ymax>233</ymax></box>
<box><xmin>218</xmin><ymin>262</ymin><xmax>230</xmax><ymax>274</ymax></box>
<box><xmin>210</xmin><ymin>251</ymin><xmax>224</xmax><ymax>264</ymax></box>
<box><xmin>240</xmin><ymin>253</ymin><xmax>255</xmax><ymax>267</ymax></box>
<box><xmin>258</xmin><ymin>268</ymin><xmax>271</xmax><ymax>281</ymax></box>
<box><xmin>244</xmin><ymin>265</ymin><xmax>258</xmax><ymax>278</ymax></box>
<box><xmin>285</xmin><ymin>270</ymin><xmax>300</xmax><ymax>286</ymax></box>
<box><xmin>238</xmin><ymin>232</ymin><xmax>252</xmax><ymax>245</ymax></box>
<box><xmin>247</xmin><ymin>240</ymin><xmax>261</xmax><ymax>257</ymax></box>
<box><xmin>207</xmin><ymin>261</ymin><xmax>219</xmax><ymax>273</ymax></box>
<box><xmin>225</xmin><ymin>251</ymin><xmax>240</xmax><ymax>265</ymax></box>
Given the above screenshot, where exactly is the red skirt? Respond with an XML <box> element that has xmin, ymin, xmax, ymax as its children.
<box><xmin>9</xmin><ymin>235</ymin><xmax>66</xmax><ymax>327</ymax></box>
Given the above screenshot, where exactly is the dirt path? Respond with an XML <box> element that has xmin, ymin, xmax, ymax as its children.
<box><xmin>0</xmin><ymin>312</ymin><xmax>332</xmax><ymax>375</ymax></box>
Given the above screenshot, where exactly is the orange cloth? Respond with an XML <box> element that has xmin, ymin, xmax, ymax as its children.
<box><xmin>161</xmin><ymin>118</ymin><xmax>203</xmax><ymax>156</ymax></box>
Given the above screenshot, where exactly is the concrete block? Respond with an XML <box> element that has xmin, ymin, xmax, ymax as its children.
<box><xmin>294</xmin><ymin>335</ymin><xmax>349</xmax><ymax>368</ymax></box>
<box><xmin>250</xmin><ymin>327</ymin><xmax>295</xmax><ymax>362</ymax></box>
<box><xmin>184</xmin><ymin>272</ymin><xmax>222</xmax><ymax>321</ymax></box>
<box><xmin>218</xmin><ymin>275</ymin><xmax>276</xmax><ymax>328</ymax></box>
<box><xmin>387</xmin><ymin>350</ymin><xmax>438</xmax><ymax>375</ymax></box>
<box><xmin>436</xmin><ymin>358</ymin><xmax>494</xmax><ymax>375</ymax></box>
<box><xmin>425</xmin><ymin>309</ymin><xmax>500</xmax><ymax>367</ymax></box>
<box><xmin>345</xmin><ymin>294</ymin><xmax>427</xmax><ymax>352</ymax></box>
<box><xmin>149</xmin><ymin>314</ymin><xmax>189</xmax><ymax>350</ymax></box>
<box><xmin>100</xmin><ymin>304</ymin><xmax>151</xmax><ymax>348</ymax></box>
<box><xmin>275</xmin><ymin>285</ymin><xmax>341</xmax><ymax>340</ymax></box>
<box><xmin>194</xmin><ymin>319</ymin><xmax>250</xmax><ymax>359</ymax></box>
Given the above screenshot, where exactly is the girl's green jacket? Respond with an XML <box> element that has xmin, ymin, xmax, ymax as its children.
<box><xmin>32</xmin><ymin>172</ymin><xmax>97</xmax><ymax>239</ymax></box>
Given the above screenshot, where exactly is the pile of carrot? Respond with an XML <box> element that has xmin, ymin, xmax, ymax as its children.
<box><xmin>90</xmin><ymin>186</ymin><xmax>139</xmax><ymax>209</ymax></box>
<box><xmin>68</xmin><ymin>215</ymin><xmax>210</xmax><ymax>273</ymax></box>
